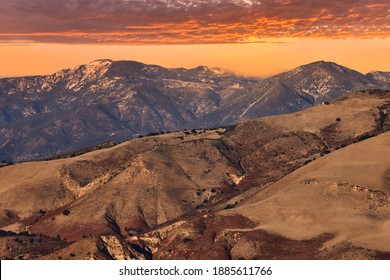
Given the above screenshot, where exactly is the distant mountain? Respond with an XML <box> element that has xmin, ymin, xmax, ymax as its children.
<box><xmin>196</xmin><ymin>61</ymin><xmax>386</xmax><ymax>126</ymax></box>
<box><xmin>0</xmin><ymin>60</ymin><xmax>389</xmax><ymax>161</ymax></box>
<box><xmin>366</xmin><ymin>71</ymin><xmax>390</xmax><ymax>88</ymax></box>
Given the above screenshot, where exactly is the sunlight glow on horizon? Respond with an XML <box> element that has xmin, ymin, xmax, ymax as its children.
<box><xmin>1</xmin><ymin>38</ymin><xmax>389</xmax><ymax>78</ymax></box>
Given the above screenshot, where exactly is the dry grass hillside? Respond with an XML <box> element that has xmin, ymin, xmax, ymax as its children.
<box><xmin>0</xmin><ymin>90</ymin><xmax>389</xmax><ymax>259</ymax></box>
<box><xmin>140</xmin><ymin>131</ymin><xmax>390</xmax><ymax>259</ymax></box>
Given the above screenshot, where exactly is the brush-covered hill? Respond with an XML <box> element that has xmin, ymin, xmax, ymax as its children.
<box><xmin>0</xmin><ymin>89</ymin><xmax>389</xmax><ymax>260</ymax></box>
<box><xmin>1</xmin><ymin>60</ymin><xmax>389</xmax><ymax>162</ymax></box>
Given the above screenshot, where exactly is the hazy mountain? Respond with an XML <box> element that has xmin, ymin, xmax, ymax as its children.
<box><xmin>0</xmin><ymin>90</ymin><xmax>389</xmax><ymax>260</ymax></box>
<box><xmin>0</xmin><ymin>60</ymin><xmax>389</xmax><ymax>162</ymax></box>
<box><xmin>0</xmin><ymin>60</ymin><xmax>255</xmax><ymax>162</ymax></box>
<box><xmin>366</xmin><ymin>71</ymin><xmax>390</xmax><ymax>88</ymax></box>
<box><xmin>196</xmin><ymin>61</ymin><xmax>383</xmax><ymax>126</ymax></box>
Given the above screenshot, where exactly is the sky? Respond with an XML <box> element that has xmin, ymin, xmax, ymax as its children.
<box><xmin>0</xmin><ymin>0</ymin><xmax>389</xmax><ymax>77</ymax></box>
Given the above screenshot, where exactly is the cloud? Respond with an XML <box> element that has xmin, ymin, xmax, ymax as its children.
<box><xmin>0</xmin><ymin>0</ymin><xmax>389</xmax><ymax>44</ymax></box>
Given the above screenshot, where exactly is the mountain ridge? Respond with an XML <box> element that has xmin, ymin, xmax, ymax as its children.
<box><xmin>1</xmin><ymin>60</ymin><xmax>389</xmax><ymax>162</ymax></box>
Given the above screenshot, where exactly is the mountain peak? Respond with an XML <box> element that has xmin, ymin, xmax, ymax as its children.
<box><xmin>84</xmin><ymin>59</ymin><xmax>113</xmax><ymax>70</ymax></box>
<box><xmin>276</xmin><ymin>60</ymin><xmax>362</xmax><ymax>81</ymax></box>
<box><xmin>90</xmin><ymin>59</ymin><xmax>113</xmax><ymax>64</ymax></box>
<box><xmin>300</xmin><ymin>60</ymin><xmax>355</xmax><ymax>73</ymax></box>
<box><xmin>65</xmin><ymin>59</ymin><xmax>114</xmax><ymax>80</ymax></box>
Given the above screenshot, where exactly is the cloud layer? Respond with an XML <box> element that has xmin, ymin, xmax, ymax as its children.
<box><xmin>0</xmin><ymin>0</ymin><xmax>389</xmax><ymax>44</ymax></box>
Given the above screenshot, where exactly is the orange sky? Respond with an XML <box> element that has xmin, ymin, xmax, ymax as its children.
<box><xmin>0</xmin><ymin>0</ymin><xmax>389</xmax><ymax>77</ymax></box>
<box><xmin>1</xmin><ymin>38</ymin><xmax>389</xmax><ymax>77</ymax></box>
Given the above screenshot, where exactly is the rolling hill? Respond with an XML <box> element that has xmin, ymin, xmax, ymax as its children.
<box><xmin>0</xmin><ymin>89</ymin><xmax>388</xmax><ymax>260</ymax></box>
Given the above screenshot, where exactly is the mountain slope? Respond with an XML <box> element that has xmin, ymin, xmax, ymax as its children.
<box><xmin>137</xmin><ymin>130</ymin><xmax>390</xmax><ymax>260</ymax></box>
<box><xmin>0</xmin><ymin>90</ymin><xmax>389</xmax><ymax>260</ymax></box>
<box><xmin>201</xmin><ymin>61</ymin><xmax>382</xmax><ymax>125</ymax></box>
<box><xmin>1</xmin><ymin>60</ymin><xmax>389</xmax><ymax>162</ymax></box>
<box><xmin>0</xmin><ymin>60</ymin><xmax>254</xmax><ymax>162</ymax></box>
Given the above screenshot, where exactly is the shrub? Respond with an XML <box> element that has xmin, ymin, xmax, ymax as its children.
<box><xmin>146</xmin><ymin>132</ymin><xmax>159</xmax><ymax>137</ymax></box>
<box><xmin>182</xmin><ymin>237</ymin><xmax>193</xmax><ymax>243</ymax></box>
<box><xmin>224</xmin><ymin>202</ymin><xmax>237</xmax><ymax>209</ymax></box>
<box><xmin>357</xmin><ymin>133</ymin><xmax>374</xmax><ymax>142</ymax></box>
<box><xmin>63</xmin><ymin>210</ymin><xmax>70</xmax><ymax>216</ymax></box>
<box><xmin>0</xmin><ymin>230</ymin><xmax>17</xmax><ymax>237</ymax></box>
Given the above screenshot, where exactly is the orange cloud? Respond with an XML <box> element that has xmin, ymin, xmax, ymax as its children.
<box><xmin>0</xmin><ymin>0</ymin><xmax>389</xmax><ymax>45</ymax></box>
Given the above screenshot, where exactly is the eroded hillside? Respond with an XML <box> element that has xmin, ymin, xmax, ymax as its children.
<box><xmin>0</xmin><ymin>90</ymin><xmax>389</xmax><ymax>260</ymax></box>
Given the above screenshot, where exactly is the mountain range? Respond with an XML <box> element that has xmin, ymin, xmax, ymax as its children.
<box><xmin>1</xmin><ymin>60</ymin><xmax>389</xmax><ymax>162</ymax></box>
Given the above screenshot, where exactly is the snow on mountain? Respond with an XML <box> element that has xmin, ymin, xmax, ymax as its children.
<box><xmin>366</xmin><ymin>71</ymin><xmax>390</xmax><ymax>88</ymax></box>
<box><xmin>0</xmin><ymin>60</ymin><xmax>389</xmax><ymax>162</ymax></box>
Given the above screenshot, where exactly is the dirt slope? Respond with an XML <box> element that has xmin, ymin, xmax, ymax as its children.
<box><xmin>0</xmin><ymin>90</ymin><xmax>389</xmax><ymax>259</ymax></box>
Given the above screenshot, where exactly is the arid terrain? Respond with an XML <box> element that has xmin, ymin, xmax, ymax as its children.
<box><xmin>0</xmin><ymin>89</ymin><xmax>389</xmax><ymax>260</ymax></box>
<box><xmin>2</xmin><ymin>60</ymin><xmax>389</xmax><ymax>163</ymax></box>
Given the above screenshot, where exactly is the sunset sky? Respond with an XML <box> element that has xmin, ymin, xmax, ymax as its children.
<box><xmin>0</xmin><ymin>0</ymin><xmax>389</xmax><ymax>77</ymax></box>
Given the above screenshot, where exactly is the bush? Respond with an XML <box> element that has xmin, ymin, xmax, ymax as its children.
<box><xmin>0</xmin><ymin>230</ymin><xmax>17</xmax><ymax>237</ymax></box>
<box><xmin>63</xmin><ymin>210</ymin><xmax>70</xmax><ymax>216</ymax></box>
<box><xmin>182</xmin><ymin>237</ymin><xmax>193</xmax><ymax>243</ymax></box>
<box><xmin>146</xmin><ymin>132</ymin><xmax>159</xmax><ymax>137</ymax></box>
<box><xmin>336</xmin><ymin>117</ymin><xmax>341</xmax><ymax>122</ymax></box>
<box><xmin>357</xmin><ymin>133</ymin><xmax>374</xmax><ymax>142</ymax></box>
<box><xmin>224</xmin><ymin>202</ymin><xmax>237</xmax><ymax>209</ymax></box>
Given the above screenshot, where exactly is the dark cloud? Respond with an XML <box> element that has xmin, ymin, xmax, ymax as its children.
<box><xmin>0</xmin><ymin>0</ymin><xmax>388</xmax><ymax>44</ymax></box>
